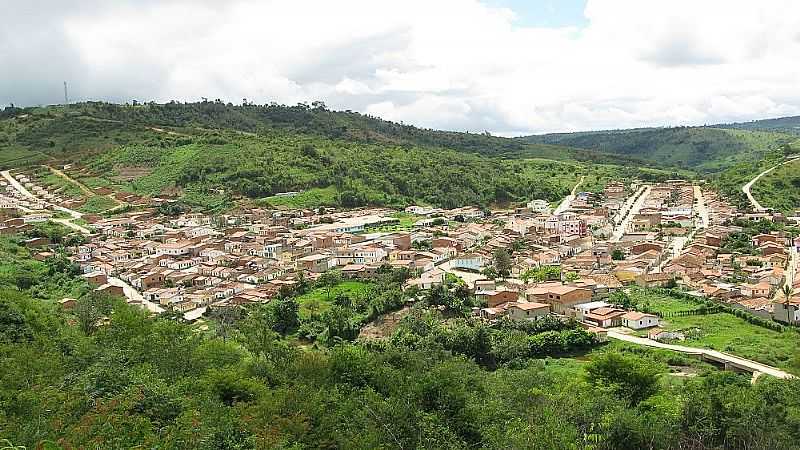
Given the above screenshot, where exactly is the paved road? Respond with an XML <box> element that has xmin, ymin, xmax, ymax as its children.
<box><xmin>107</xmin><ymin>276</ymin><xmax>165</xmax><ymax>314</ymax></box>
<box><xmin>608</xmin><ymin>331</ymin><xmax>794</xmax><ymax>379</ymax></box>
<box><xmin>610</xmin><ymin>185</ymin><xmax>650</xmax><ymax>242</ymax></box>
<box><xmin>742</xmin><ymin>156</ymin><xmax>800</xmax><ymax>211</ymax></box>
<box><xmin>1</xmin><ymin>170</ymin><xmax>37</xmax><ymax>199</ymax></box>
<box><xmin>777</xmin><ymin>246</ymin><xmax>798</xmax><ymax>301</ymax></box>
<box><xmin>553</xmin><ymin>176</ymin><xmax>585</xmax><ymax>215</ymax></box>
<box><xmin>52</xmin><ymin>218</ymin><xmax>92</xmax><ymax>235</ymax></box>
<box><xmin>2</xmin><ymin>169</ymin><xmax>85</xmax><ymax>219</ymax></box>
<box><xmin>694</xmin><ymin>185</ymin><xmax>709</xmax><ymax>228</ymax></box>
<box><xmin>655</xmin><ymin>185</ymin><xmax>706</xmax><ymax>272</ymax></box>
<box><xmin>656</xmin><ymin>236</ymin><xmax>688</xmax><ymax>272</ymax></box>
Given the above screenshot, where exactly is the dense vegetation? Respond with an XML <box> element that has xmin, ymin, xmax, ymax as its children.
<box><xmin>0</xmin><ymin>102</ymin><xmax>683</xmax><ymax>210</ymax></box>
<box><xmin>712</xmin><ymin>145</ymin><xmax>800</xmax><ymax>212</ymax></box>
<box><xmin>751</xmin><ymin>158</ymin><xmax>800</xmax><ymax>213</ymax></box>
<box><xmin>716</xmin><ymin>115</ymin><xmax>800</xmax><ymax>135</ymax></box>
<box><xmin>2</xmin><ymin>234</ymin><xmax>800</xmax><ymax>449</ymax></box>
<box><xmin>521</xmin><ymin>126</ymin><xmax>797</xmax><ymax>172</ymax></box>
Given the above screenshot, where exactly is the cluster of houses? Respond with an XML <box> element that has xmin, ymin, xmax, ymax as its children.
<box><xmin>661</xmin><ymin>189</ymin><xmax>800</xmax><ymax>322</ymax></box>
<box><xmin>0</xmin><ymin>176</ymin><xmax>48</xmax><ymax>216</ymax></box>
<box><xmin>3</xmin><ymin>163</ymin><xmax>798</xmax><ymax>334</ymax></box>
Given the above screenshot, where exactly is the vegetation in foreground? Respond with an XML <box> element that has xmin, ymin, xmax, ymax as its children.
<box><xmin>2</xmin><ymin>233</ymin><xmax>800</xmax><ymax>449</ymax></box>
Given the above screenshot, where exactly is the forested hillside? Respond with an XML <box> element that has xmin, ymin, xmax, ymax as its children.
<box><xmin>520</xmin><ymin>126</ymin><xmax>797</xmax><ymax>172</ymax></box>
<box><xmin>716</xmin><ymin>115</ymin><xmax>800</xmax><ymax>135</ymax></box>
<box><xmin>0</xmin><ymin>101</ymin><xmax>652</xmax><ymax>166</ymax></box>
<box><xmin>751</xmin><ymin>158</ymin><xmax>800</xmax><ymax>213</ymax></box>
<box><xmin>3</xmin><ymin>231</ymin><xmax>800</xmax><ymax>449</ymax></box>
<box><xmin>0</xmin><ymin>103</ymin><xmax>682</xmax><ymax>210</ymax></box>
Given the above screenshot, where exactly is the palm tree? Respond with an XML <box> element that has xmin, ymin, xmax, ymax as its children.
<box><xmin>782</xmin><ymin>284</ymin><xmax>793</xmax><ymax>304</ymax></box>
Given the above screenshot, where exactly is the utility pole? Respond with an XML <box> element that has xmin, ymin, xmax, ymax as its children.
<box><xmin>63</xmin><ymin>81</ymin><xmax>69</xmax><ymax>105</ymax></box>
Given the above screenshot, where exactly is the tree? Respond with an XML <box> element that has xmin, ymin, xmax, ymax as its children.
<box><xmin>609</xmin><ymin>290</ymin><xmax>634</xmax><ymax>309</ymax></box>
<box><xmin>493</xmin><ymin>248</ymin><xmax>512</xmax><ymax>279</ymax></box>
<box><xmin>208</xmin><ymin>306</ymin><xmax>243</xmax><ymax>342</ymax></box>
<box><xmin>586</xmin><ymin>352</ymin><xmax>661</xmax><ymax>406</ymax></box>
<box><xmin>412</xmin><ymin>240</ymin><xmax>432</xmax><ymax>250</ymax></box>
<box><xmin>481</xmin><ymin>266</ymin><xmax>498</xmax><ymax>280</ymax></box>
<box><xmin>563</xmin><ymin>271</ymin><xmax>579</xmax><ymax>283</ymax></box>
<box><xmin>318</xmin><ymin>270</ymin><xmax>342</xmax><ymax>300</ymax></box>
<box><xmin>74</xmin><ymin>292</ymin><xmax>116</xmax><ymax>335</ymax></box>
<box><xmin>321</xmin><ymin>305</ymin><xmax>360</xmax><ymax>344</ymax></box>
<box><xmin>782</xmin><ymin>284</ymin><xmax>793</xmax><ymax>304</ymax></box>
<box><xmin>267</xmin><ymin>298</ymin><xmax>300</xmax><ymax>334</ymax></box>
<box><xmin>511</xmin><ymin>238</ymin><xmax>527</xmax><ymax>253</ymax></box>
<box><xmin>611</xmin><ymin>249</ymin><xmax>625</xmax><ymax>260</ymax></box>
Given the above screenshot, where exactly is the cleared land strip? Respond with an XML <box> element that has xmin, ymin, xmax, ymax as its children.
<box><xmin>553</xmin><ymin>175</ymin><xmax>585</xmax><ymax>215</ymax></box>
<box><xmin>44</xmin><ymin>164</ymin><xmax>125</xmax><ymax>212</ymax></box>
<box><xmin>44</xmin><ymin>165</ymin><xmax>95</xmax><ymax>197</ymax></box>
<box><xmin>742</xmin><ymin>155</ymin><xmax>800</xmax><ymax>211</ymax></box>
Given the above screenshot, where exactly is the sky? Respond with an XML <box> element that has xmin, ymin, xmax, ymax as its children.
<box><xmin>2</xmin><ymin>0</ymin><xmax>800</xmax><ymax>135</ymax></box>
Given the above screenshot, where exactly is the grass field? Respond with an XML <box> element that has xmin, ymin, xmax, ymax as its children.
<box><xmin>660</xmin><ymin>312</ymin><xmax>800</xmax><ymax>370</ymax></box>
<box><xmin>0</xmin><ymin>147</ymin><xmax>44</xmax><ymax>167</ymax></box>
<box><xmin>40</xmin><ymin>173</ymin><xmax>84</xmax><ymax>198</ymax></box>
<box><xmin>632</xmin><ymin>290</ymin><xmax>800</xmax><ymax>370</ymax></box>
<box><xmin>258</xmin><ymin>186</ymin><xmax>340</xmax><ymax>209</ymax></box>
<box><xmin>77</xmin><ymin>195</ymin><xmax>117</xmax><ymax>214</ymax></box>
<box><xmin>751</xmin><ymin>157</ymin><xmax>800</xmax><ymax>213</ymax></box>
<box><xmin>296</xmin><ymin>280</ymin><xmax>373</xmax><ymax>318</ymax></box>
<box><xmin>629</xmin><ymin>288</ymin><xmax>700</xmax><ymax>315</ymax></box>
<box><xmin>76</xmin><ymin>176</ymin><xmax>117</xmax><ymax>189</ymax></box>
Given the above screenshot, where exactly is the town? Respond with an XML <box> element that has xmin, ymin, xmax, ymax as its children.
<box><xmin>2</xmin><ymin>165</ymin><xmax>798</xmax><ymax>366</ymax></box>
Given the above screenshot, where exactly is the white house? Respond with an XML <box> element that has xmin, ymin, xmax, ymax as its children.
<box><xmin>507</xmin><ymin>302</ymin><xmax>550</xmax><ymax>320</ymax></box>
<box><xmin>451</xmin><ymin>254</ymin><xmax>485</xmax><ymax>271</ymax></box>
<box><xmin>621</xmin><ymin>312</ymin><xmax>659</xmax><ymax>330</ymax></box>
<box><xmin>527</xmin><ymin>199</ymin><xmax>551</xmax><ymax>214</ymax></box>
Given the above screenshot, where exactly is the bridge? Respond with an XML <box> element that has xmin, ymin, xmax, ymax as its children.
<box><xmin>608</xmin><ymin>331</ymin><xmax>794</xmax><ymax>382</ymax></box>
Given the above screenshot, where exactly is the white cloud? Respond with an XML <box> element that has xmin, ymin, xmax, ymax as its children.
<box><xmin>2</xmin><ymin>0</ymin><xmax>800</xmax><ymax>134</ymax></box>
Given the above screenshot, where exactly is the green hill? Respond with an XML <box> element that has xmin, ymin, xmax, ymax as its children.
<box><xmin>716</xmin><ymin>116</ymin><xmax>800</xmax><ymax>135</ymax></box>
<box><xmin>751</xmin><ymin>158</ymin><xmax>800</xmax><ymax>214</ymax></box>
<box><xmin>0</xmin><ymin>102</ymin><xmax>683</xmax><ymax>210</ymax></box>
<box><xmin>519</xmin><ymin>126</ymin><xmax>796</xmax><ymax>172</ymax></box>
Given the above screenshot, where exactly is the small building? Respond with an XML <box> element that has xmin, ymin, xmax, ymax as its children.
<box><xmin>59</xmin><ymin>298</ymin><xmax>77</xmax><ymax>309</ymax></box>
<box><xmin>94</xmin><ymin>283</ymin><xmax>125</xmax><ymax>297</ymax></box>
<box><xmin>774</xmin><ymin>299</ymin><xmax>800</xmax><ymax>324</ymax></box>
<box><xmin>484</xmin><ymin>289</ymin><xmax>520</xmax><ymax>308</ymax></box>
<box><xmin>635</xmin><ymin>273</ymin><xmax>675</xmax><ymax>288</ymax></box>
<box><xmin>648</xmin><ymin>327</ymin><xmax>685</xmax><ymax>341</ymax></box>
<box><xmin>507</xmin><ymin>302</ymin><xmax>550</xmax><ymax>321</ymax></box>
<box><xmin>622</xmin><ymin>311</ymin><xmax>659</xmax><ymax>330</ymax></box>
<box><xmin>451</xmin><ymin>254</ymin><xmax>485</xmax><ymax>271</ymax></box>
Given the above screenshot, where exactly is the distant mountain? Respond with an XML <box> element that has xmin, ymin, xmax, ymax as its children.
<box><xmin>714</xmin><ymin>116</ymin><xmax>800</xmax><ymax>135</ymax></box>
<box><xmin>519</xmin><ymin>122</ymin><xmax>799</xmax><ymax>172</ymax></box>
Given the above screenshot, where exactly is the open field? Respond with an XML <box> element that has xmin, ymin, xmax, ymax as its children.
<box><xmin>77</xmin><ymin>195</ymin><xmax>118</xmax><ymax>214</ymax></box>
<box><xmin>631</xmin><ymin>290</ymin><xmax>800</xmax><ymax>370</ymax></box>
<box><xmin>296</xmin><ymin>280</ymin><xmax>373</xmax><ymax>318</ymax></box>
<box><xmin>629</xmin><ymin>288</ymin><xmax>701</xmax><ymax>315</ymax></box>
<box><xmin>258</xmin><ymin>186</ymin><xmax>340</xmax><ymax>209</ymax></box>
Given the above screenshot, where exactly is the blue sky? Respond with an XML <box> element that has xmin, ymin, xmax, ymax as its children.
<box><xmin>482</xmin><ymin>0</ymin><xmax>588</xmax><ymax>28</ymax></box>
